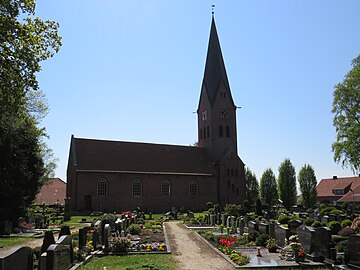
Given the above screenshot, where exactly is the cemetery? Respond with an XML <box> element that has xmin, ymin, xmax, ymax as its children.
<box><xmin>1</xmin><ymin>201</ymin><xmax>360</xmax><ymax>269</ymax></box>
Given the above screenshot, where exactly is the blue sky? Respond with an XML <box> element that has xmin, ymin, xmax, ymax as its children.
<box><xmin>35</xmin><ymin>1</ymin><xmax>359</xmax><ymax>183</ymax></box>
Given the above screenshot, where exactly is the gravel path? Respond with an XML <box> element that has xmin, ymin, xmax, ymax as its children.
<box><xmin>165</xmin><ymin>222</ymin><xmax>234</xmax><ymax>270</ymax></box>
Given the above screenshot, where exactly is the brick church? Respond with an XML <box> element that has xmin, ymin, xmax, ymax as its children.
<box><xmin>66</xmin><ymin>17</ymin><xmax>246</xmax><ymax>213</ymax></box>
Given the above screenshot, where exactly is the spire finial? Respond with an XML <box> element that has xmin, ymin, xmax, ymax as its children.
<box><xmin>212</xmin><ymin>4</ymin><xmax>215</xmax><ymax>16</ymax></box>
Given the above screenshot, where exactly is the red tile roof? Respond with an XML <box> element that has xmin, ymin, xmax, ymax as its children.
<box><xmin>35</xmin><ymin>178</ymin><xmax>66</xmax><ymax>205</ymax></box>
<box><xmin>316</xmin><ymin>176</ymin><xmax>360</xmax><ymax>201</ymax></box>
<box><xmin>70</xmin><ymin>137</ymin><xmax>217</xmax><ymax>176</ymax></box>
<box><xmin>338</xmin><ymin>182</ymin><xmax>360</xmax><ymax>202</ymax></box>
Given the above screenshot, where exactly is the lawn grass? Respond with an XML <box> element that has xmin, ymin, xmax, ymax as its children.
<box><xmin>78</xmin><ymin>254</ymin><xmax>177</xmax><ymax>270</ymax></box>
<box><xmin>63</xmin><ymin>215</ymin><xmax>95</xmax><ymax>229</ymax></box>
<box><xmin>0</xmin><ymin>237</ymin><xmax>33</xmax><ymax>249</ymax></box>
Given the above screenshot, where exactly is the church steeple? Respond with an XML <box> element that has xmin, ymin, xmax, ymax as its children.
<box><xmin>201</xmin><ymin>17</ymin><xmax>234</xmax><ymax>107</ymax></box>
<box><xmin>197</xmin><ymin>16</ymin><xmax>238</xmax><ymax>161</ymax></box>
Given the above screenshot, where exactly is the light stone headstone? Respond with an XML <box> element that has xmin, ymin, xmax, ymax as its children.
<box><xmin>103</xmin><ymin>224</ymin><xmax>111</xmax><ymax>252</ymax></box>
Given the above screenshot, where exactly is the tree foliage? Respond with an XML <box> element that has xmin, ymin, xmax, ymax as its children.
<box><xmin>298</xmin><ymin>164</ymin><xmax>317</xmax><ymax>209</ymax></box>
<box><xmin>278</xmin><ymin>159</ymin><xmax>297</xmax><ymax>211</ymax></box>
<box><xmin>0</xmin><ymin>0</ymin><xmax>61</xmax><ymax>220</ymax></box>
<box><xmin>245</xmin><ymin>167</ymin><xmax>259</xmax><ymax>208</ymax></box>
<box><xmin>332</xmin><ymin>55</ymin><xmax>360</xmax><ymax>174</ymax></box>
<box><xmin>260</xmin><ymin>168</ymin><xmax>278</xmax><ymax>207</ymax></box>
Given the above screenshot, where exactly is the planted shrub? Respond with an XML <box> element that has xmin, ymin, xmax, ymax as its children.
<box><xmin>311</xmin><ymin>221</ymin><xmax>322</xmax><ymax>228</ymax></box>
<box><xmin>128</xmin><ymin>224</ymin><xmax>142</xmax><ymax>235</ymax></box>
<box><xmin>255</xmin><ymin>233</ymin><xmax>269</xmax><ymax>247</ymax></box>
<box><xmin>111</xmin><ymin>237</ymin><xmax>131</xmax><ymax>252</ymax></box>
<box><xmin>341</xmin><ymin>219</ymin><xmax>352</xmax><ymax>229</ymax></box>
<box><xmin>327</xmin><ymin>221</ymin><xmax>342</xmax><ymax>235</ymax></box>
<box><xmin>330</xmin><ymin>209</ymin><xmax>343</xmax><ymax>215</ymax></box>
<box><xmin>229</xmin><ymin>253</ymin><xmax>250</xmax><ymax>266</ymax></box>
<box><xmin>336</xmin><ymin>240</ymin><xmax>348</xmax><ymax>252</ymax></box>
<box><xmin>320</xmin><ymin>206</ymin><xmax>336</xmax><ymax>216</ymax></box>
<box><xmin>248</xmin><ymin>230</ymin><xmax>260</xmax><ymax>242</ymax></box>
<box><xmin>278</xmin><ymin>214</ymin><xmax>289</xmax><ymax>224</ymax></box>
<box><xmin>304</xmin><ymin>218</ymin><xmax>314</xmax><ymax>226</ymax></box>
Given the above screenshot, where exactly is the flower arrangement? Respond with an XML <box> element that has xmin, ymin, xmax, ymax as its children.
<box><xmin>218</xmin><ymin>236</ymin><xmax>238</xmax><ymax>255</ymax></box>
<box><xmin>111</xmin><ymin>236</ymin><xmax>131</xmax><ymax>252</ymax></box>
<box><xmin>266</xmin><ymin>238</ymin><xmax>277</xmax><ymax>252</ymax></box>
<box><xmin>145</xmin><ymin>242</ymin><xmax>166</xmax><ymax>251</ymax></box>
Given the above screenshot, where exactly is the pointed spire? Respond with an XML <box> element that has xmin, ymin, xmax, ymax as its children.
<box><xmin>202</xmin><ymin>16</ymin><xmax>231</xmax><ymax>104</ymax></box>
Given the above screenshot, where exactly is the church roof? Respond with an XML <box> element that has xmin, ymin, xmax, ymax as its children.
<box><xmin>201</xmin><ymin>16</ymin><xmax>232</xmax><ymax>104</ymax></box>
<box><xmin>70</xmin><ymin>137</ymin><xmax>217</xmax><ymax>176</ymax></box>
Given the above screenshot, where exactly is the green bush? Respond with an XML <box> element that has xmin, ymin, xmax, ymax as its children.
<box><xmin>224</xmin><ymin>204</ymin><xmax>242</xmax><ymax>217</ymax></box>
<box><xmin>248</xmin><ymin>230</ymin><xmax>260</xmax><ymax>242</ymax></box>
<box><xmin>330</xmin><ymin>209</ymin><xmax>344</xmax><ymax>215</ymax></box>
<box><xmin>278</xmin><ymin>214</ymin><xmax>289</xmax><ymax>224</ymax></box>
<box><xmin>327</xmin><ymin>221</ymin><xmax>342</xmax><ymax>235</ymax></box>
<box><xmin>255</xmin><ymin>233</ymin><xmax>269</xmax><ymax>247</ymax></box>
<box><xmin>320</xmin><ymin>206</ymin><xmax>336</xmax><ymax>216</ymax></box>
<box><xmin>341</xmin><ymin>219</ymin><xmax>352</xmax><ymax>228</ymax></box>
<box><xmin>127</xmin><ymin>224</ymin><xmax>142</xmax><ymax>235</ymax></box>
<box><xmin>304</xmin><ymin>217</ymin><xmax>314</xmax><ymax>226</ymax></box>
<box><xmin>311</xmin><ymin>221</ymin><xmax>322</xmax><ymax>228</ymax></box>
<box><xmin>229</xmin><ymin>253</ymin><xmax>250</xmax><ymax>266</ymax></box>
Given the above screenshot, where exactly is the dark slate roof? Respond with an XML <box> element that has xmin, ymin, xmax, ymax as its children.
<box><xmin>70</xmin><ymin>137</ymin><xmax>217</xmax><ymax>176</ymax></box>
<box><xmin>201</xmin><ymin>17</ymin><xmax>232</xmax><ymax>104</ymax></box>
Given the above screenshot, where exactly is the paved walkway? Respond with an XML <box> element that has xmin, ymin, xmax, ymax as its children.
<box><xmin>165</xmin><ymin>222</ymin><xmax>234</xmax><ymax>270</ymax></box>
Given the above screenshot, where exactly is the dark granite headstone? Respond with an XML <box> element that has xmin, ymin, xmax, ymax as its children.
<box><xmin>328</xmin><ymin>214</ymin><xmax>336</xmax><ymax>222</ymax></box>
<box><xmin>78</xmin><ymin>227</ymin><xmax>88</xmax><ymax>250</ymax></box>
<box><xmin>58</xmin><ymin>225</ymin><xmax>71</xmax><ymax>239</ymax></box>
<box><xmin>244</xmin><ymin>214</ymin><xmax>249</xmax><ymax>227</ymax></box>
<box><xmin>46</xmin><ymin>235</ymin><xmax>73</xmax><ymax>270</ymax></box>
<box><xmin>92</xmin><ymin>229</ymin><xmax>100</xmax><ymax>250</ymax></box>
<box><xmin>348</xmin><ymin>234</ymin><xmax>360</xmax><ymax>268</ymax></box>
<box><xmin>313</xmin><ymin>227</ymin><xmax>331</xmax><ymax>261</ymax></box>
<box><xmin>297</xmin><ymin>225</ymin><xmax>315</xmax><ymax>254</ymax></box>
<box><xmin>268</xmin><ymin>223</ymin><xmax>276</xmax><ymax>238</ymax></box>
<box><xmin>0</xmin><ymin>246</ymin><xmax>33</xmax><ymax>270</ymax></box>
<box><xmin>274</xmin><ymin>224</ymin><xmax>290</xmax><ymax>247</ymax></box>
<box><xmin>0</xmin><ymin>220</ymin><xmax>12</xmax><ymax>236</ymax></box>
<box><xmin>288</xmin><ymin>219</ymin><xmax>302</xmax><ymax>235</ymax></box>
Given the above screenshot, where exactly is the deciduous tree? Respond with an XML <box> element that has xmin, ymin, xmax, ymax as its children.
<box><xmin>298</xmin><ymin>164</ymin><xmax>317</xmax><ymax>209</ymax></box>
<box><xmin>260</xmin><ymin>168</ymin><xmax>278</xmax><ymax>208</ymax></box>
<box><xmin>332</xmin><ymin>55</ymin><xmax>360</xmax><ymax>174</ymax></box>
<box><xmin>0</xmin><ymin>0</ymin><xmax>61</xmax><ymax>220</ymax></box>
<box><xmin>278</xmin><ymin>159</ymin><xmax>297</xmax><ymax>211</ymax></box>
<box><xmin>245</xmin><ymin>167</ymin><xmax>259</xmax><ymax>208</ymax></box>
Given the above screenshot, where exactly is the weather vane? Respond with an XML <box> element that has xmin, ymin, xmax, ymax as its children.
<box><xmin>212</xmin><ymin>4</ymin><xmax>215</xmax><ymax>15</ymax></box>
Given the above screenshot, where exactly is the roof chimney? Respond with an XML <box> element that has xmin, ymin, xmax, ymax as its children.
<box><xmin>333</xmin><ymin>175</ymin><xmax>338</xmax><ymax>180</ymax></box>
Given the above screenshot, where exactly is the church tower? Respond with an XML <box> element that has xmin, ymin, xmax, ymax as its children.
<box><xmin>197</xmin><ymin>16</ymin><xmax>245</xmax><ymax>206</ymax></box>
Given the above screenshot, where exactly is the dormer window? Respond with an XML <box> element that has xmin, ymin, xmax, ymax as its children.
<box><xmin>332</xmin><ymin>189</ymin><xmax>345</xmax><ymax>195</ymax></box>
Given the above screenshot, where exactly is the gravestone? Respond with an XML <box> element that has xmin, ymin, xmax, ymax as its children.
<box><xmin>274</xmin><ymin>224</ymin><xmax>290</xmax><ymax>247</ymax></box>
<box><xmin>321</xmin><ymin>215</ymin><xmax>329</xmax><ymax>224</ymax></box>
<box><xmin>41</xmin><ymin>230</ymin><xmax>55</xmax><ymax>253</ymax></box>
<box><xmin>211</xmin><ymin>214</ymin><xmax>216</xmax><ymax>226</ymax></box>
<box><xmin>58</xmin><ymin>225</ymin><xmax>71</xmax><ymax>239</ymax></box>
<box><xmin>0</xmin><ymin>220</ymin><xmax>11</xmax><ymax>236</ymax></box>
<box><xmin>249</xmin><ymin>221</ymin><xmax>259</xmax><ymax>232</ymax></box>
<box><xmin>217</xmin><ymin>213</ymin><xmax>221</xmax><ymax>225</ymax></box>
<box><xmin>187</xmin><ymin>211</ymin><xmax>194</xmax><ymax>219</ymax></box>
<box><xmin>78</xmin><ymin>227</ymin><xmax>88</xmax><ymax>250</ymax></box>
<box><xmin>297</xmin><ymin>225</ymin><xmax>315</xmax><ymax>254</ymax></box>
<box><xmin>226</xmin><ymin>216</ymin><xmax>231</xmax><ymax>228</ymax></box>
<box><xmin>0</xmin><ymin>246</ymin><xmax>33</xmax><ymax>270</ymax></box>
<box><xmin>259</xmin><ymin>222</ymin><xmax>269</xmax><ymax>235</ymax></box>
<box><xmin>328</xmin><ymin>214</ymin><xmax>336</xmax><ymax>222</ymax></box>
<box><xmin>46</xmin><ymin>235</ymin><xmax>73</xmax><ymax>270</ymax></box>
<box><xmin>288</xmin><ymin>219</ymin><xmax>302</xmax><ymax>235</ymax></box>
<box><xmin>103</xmin><ymin>224</ymin><xmax>111</xmax><ymax>252</ymax></box>
<box><xmin>221</xmin><ymin>214</ymin><xmax>227</xmax><ymax>226</ymax></box>
<box><xmin>239</xmin><ymin>217</ymin><xmax>245</xmax><ymax>235</ymax></box>
<box><xmin>268</xmin><ymin>223</ymin><xmax>276</xmax><ymax>238</ymax></box>
<box><xmin>348</xmin><ymin>234</ymin><xmax>360</xmax><ymax>268</ymax></box>
<box><xmin>244</xmin><ymin>214</ymin><xmax>249</xmax><ymax>227</ymax></box>
<box><xmin>312</xmin><ymin>227</ymin><xmax>331</xmax><ymax>261</ymax></box>
<box><xmin>92</xmin><ymin>229</ymin><xmax>100</xmax><ymax>250</ymax></box>
<box><xmin>299</xmin><ymin>212</ymin><xmax>308</xmax><ymax>219</ymax></box>
<box><xmin>231</xmin><ymin>216</ymin><xmax>236</xmax><ymax>232</ymax></box>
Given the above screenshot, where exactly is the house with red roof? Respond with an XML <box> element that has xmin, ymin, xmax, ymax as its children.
<box><xmin>35</xmin><ymin>178</ymin><xmax>66</xmax><ymax>205</ymax></box>
<box><xmin>316</xmin><ymin>176</ymin><xmax>360</xmax><ymax>204</ymax></box>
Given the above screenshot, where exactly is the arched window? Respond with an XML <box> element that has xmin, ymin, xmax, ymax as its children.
<box><xmin>161</xmin><ymin>180</ymin><xmax>171</xmax><ymax>196</ymax></box>
<box><xmin>189</xmin><ymin>180</ymin><xmax>198</xmax><ymax>197</ymax></box>
<box><xmin>97</xmin><ymin>178</ymin><xmax>108</xmax><ymax>196</ymax></box>
<box><xmin>207</xmin><ymin>125</ymin><xmax>210</xmax><ymax>137</ymax></box>
<box><xmin>219</xmin><ymin>125</ymin><xmax>223</xmax><ymax>137</ymax></box>
<box><xmin>226</xmin><ymin>126</ymin><xmax>230</xmax><ymax>137</ymax></box>
<box><xmin>132</xmin><ymin>179</ymin><xmax>142</xmax><ymax>197</ymax></box>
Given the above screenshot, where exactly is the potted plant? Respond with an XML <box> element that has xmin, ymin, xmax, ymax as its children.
<box><xmin>266</xmin><ymin>238</ymin><xmax>278</xmax><ymax>252</ymax></box>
